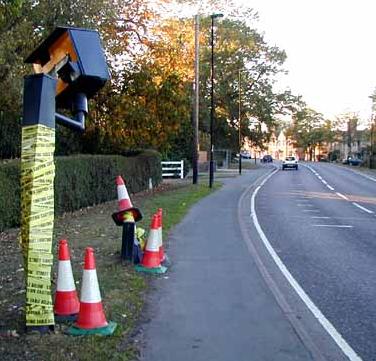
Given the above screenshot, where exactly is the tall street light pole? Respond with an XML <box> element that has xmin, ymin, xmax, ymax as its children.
<box><xmin>238</xmin><ymin>69</ymin><xmax>242</xmax><ymax>175</ymax></box>
<box><xmin>192</xmin><ymin>14</ymin><xmax>199</xmax><ymax>184</ymax></box>
<box><xmin>209</xmin><ymin>13</ymin><xmax>223</xmax><ymax>188</ymax></box>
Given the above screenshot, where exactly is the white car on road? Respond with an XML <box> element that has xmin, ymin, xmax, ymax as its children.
<box><xmin>282</xmin><ymin>156</ymin><xmax>298</xmax><ymax>170</ymax></box>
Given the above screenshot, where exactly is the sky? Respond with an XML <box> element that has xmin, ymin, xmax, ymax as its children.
<box><xmin>243</xmin><ymin>0</ymin><xmax>376</xmax><ymax>123</ymax></box>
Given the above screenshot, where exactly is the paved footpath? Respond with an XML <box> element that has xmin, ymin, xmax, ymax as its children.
<box><xmin>139</xmin><ymin>168</ymin><xmax>315</xmax><ymax>361</ymax></box>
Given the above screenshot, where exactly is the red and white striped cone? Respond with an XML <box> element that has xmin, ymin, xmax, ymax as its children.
<box><xmin>68</xmin><ymin>247</ymin><xmax>117</xmax><ymax>336</ymax></box>
<box><xmin>112</xmin><ymin>176</ymin><xmax>142</xmax><ymax>226</ymax></box>
<box><xmin>157</xmin><ymin>208</ymin><xmax>171</xmax><ymax>267</ymax></box>
<box><xmin>54</xmin><ymin>239</ymin><xmax>80</xmax><ymax>320</ymax></box>
<box><xmin>157</xmin><ymin>209</ymin><xmax>166</xmax><ymax>263</ymax></box>
<box><xmin>135</xmin><ymin>215</ymin><xmax>167</xmax><ymax>274</ymax></box>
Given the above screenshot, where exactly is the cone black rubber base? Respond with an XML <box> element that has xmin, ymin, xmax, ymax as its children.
<box><xmin>54</xmin><ymin>313</ymin><xmax>78</xmax><ymax>323</ymax></box>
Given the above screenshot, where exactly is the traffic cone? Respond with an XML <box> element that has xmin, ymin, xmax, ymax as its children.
<box><xmin>54</xmin><ymin>239</ymin><xmax>80</xmax><ymax>321</ymax></box>
<box><xmin>112</xmin><ymin>176</ymin><xmax>142</xmax><ymax>226</ymax></box>
<box><xmin>68</xmin><ymin>247</ymin><xmax>117</xmax><ymax>336</ymax></box>
<box><xmin>157</xmin><ymin>208</ymin><xmax>171</xmax><ymax>267</ymax></box>
<box><xmin>135</xmin><ymin>215</ymin><xmax>167</xmax><ymax>274</ymax></box>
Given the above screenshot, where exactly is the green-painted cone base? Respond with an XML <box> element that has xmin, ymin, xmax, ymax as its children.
<box><xmin>135</xmin><ymin>264</ymin><xmax>167</xmax><ymax>274</ymax></box>
<box><xmin>67</xmin><ymin>321</ymin><xmax>117</xmax><ymax>336</ymax></box>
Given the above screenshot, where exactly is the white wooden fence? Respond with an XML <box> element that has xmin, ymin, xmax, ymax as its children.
<box><xmin>161</xmin><ymin>160</ymin><xmax>184</xmax><ymax>179</ymax></box>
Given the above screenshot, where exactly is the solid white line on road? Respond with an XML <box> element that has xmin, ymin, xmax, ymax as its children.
<box><xmin>311</xmin><ymin>216</ymin><xmax>331</xmax><ymax>219</ymax></box>
<box><xmin>345</xmin><ymin>168</ymin><xmax>376</xmax><ymax>183</ymax></box>
<box><xmin>352</xmin><ymin>202</ymin><xmax>374</xmax><ymax>214</ymax></box>
<box><xmin>313</xmin><ymin>225</ymin><xmax>353</xmax><ymax>228</ymax></box>
<box><xmin>336</xmin><ymin>192</ymin><xmax>349</xmax><ymax>201</ymax></box>
<box><xmin>251</xmin><ymin>175</ymin><xmax>362</xmax><ymax>361</ymax></box>
<box><xmin>326</xmin><ymin>185</ymin><xmax>335</xmax><ymax>191</ymax></box>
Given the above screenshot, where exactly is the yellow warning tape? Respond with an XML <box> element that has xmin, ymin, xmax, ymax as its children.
<box><xmin>20</xmin><ymin>124</ymin><xmax>55</xmax><ymax>326</ymax></box>
<box><xmin>123</xmin><ymin>211</ymin><xmax>135</xmax><ymax>222</ymax></box>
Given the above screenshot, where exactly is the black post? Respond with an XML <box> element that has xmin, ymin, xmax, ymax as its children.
<box><xmin>21</xmin><ymin>74</ymin><xmax>57</xmax><ymax>332</ymax></box>
<box><xmin>121</xmin><ymin>222</ymin><xmax>135</xmax><ymax>261</ymax></box>
<box><xmin>209</xmin><ymin>16</ymin><xmax>215</xmax><ymax>188</ymax></box>
<box><xmin>193</xmin><ymin>15</ymin><xmax>199</xmax><ymax>185</ymax></box>
<box><xmin>238</xmin><ymin>69</ymin><xmax>242</xmax><ymax>175</ymax></box>
<box><xmin>209</xmin><ymin>14</ymin><xmax>223</xmax><ymax>188</ymax></box>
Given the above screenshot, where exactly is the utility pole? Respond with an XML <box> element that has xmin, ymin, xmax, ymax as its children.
<box><xmin>238</xmin><ymin>69</ymin><xmax>242</xmax><ymax>175</ymax></box>
<box><xmin>192</xmin><ymin>15</ymin><xmax>199</xmax><ymax>184</ymax></box>
<box><xmin>371</xmin><ymin>120</ymin><xmax>374</xmax><ymax>169</ymax></box>
<box><xmin>209</xmin><ymin>13</ymin><xmax>223</xmax><ymax>188</ymax></box>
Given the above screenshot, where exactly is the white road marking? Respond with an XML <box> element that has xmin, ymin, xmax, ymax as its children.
<box><xmin>352</xmin><ymin>202</ymin><xmax>374</xmax><ymax>214</ymax></box>
<box><xmin>313</xmin><ymin>225</ymin><xmax>353</xmax><ymax>228</ymax></box>
<box><xmin>336</xmin><ymin>192</ymin><xmax>349</xmax><ymax>201</ymax></box>
<box><xmin>304</xmin><ymin>165</ymin><xmax>376</xmax><ymax>218</ymax></box>
<box><xmin>251</xmin><ymin>173</ymin><xmax>362</xmax><ymax>361</ymax></box>
<box><xmin>302</xmin><ymin>209</ymin><xmax>320</xmax><ymax>212</ymax></box>
<box><xmin>311</xmin><ymin>216</ymin><xmax>331</xmax><ymax>219</ymax></box>
<box><xmin>345</xmin><ymin>168</ymin><xmax>376</xmax><ymax>183</ymax></box>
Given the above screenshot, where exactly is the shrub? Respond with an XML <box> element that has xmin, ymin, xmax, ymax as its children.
<box><xmin>0</xmin><ymin>151</ymin><xmax>162</xmax><ymax>231</ymax></box>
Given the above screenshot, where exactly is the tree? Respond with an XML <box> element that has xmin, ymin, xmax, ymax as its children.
<box><xmin>0</xmin><ymin>0</ymin><xmax>158</xmax><ymax>158</ymax></box>
<box><xmin>287</xmin><ymin>107</ymin><xmax>326</xmax><ymax>161</ymax></box>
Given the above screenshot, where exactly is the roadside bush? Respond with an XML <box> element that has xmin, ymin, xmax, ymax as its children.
<box><xmin>0</xmin><ymin>151</ymin><xmax>162</xmax><ymax>231</ymax></box>
<box><xmin>0</xmin><ymin>161</ymin><xmax>20</xmax><ymax>231</ymax></box>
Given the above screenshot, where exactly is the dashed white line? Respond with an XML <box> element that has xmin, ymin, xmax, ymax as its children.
<box><xmin>311</xmin><ymin>216</ymin><xmax>331</xmax><ymax>219</ymax></box>
<box><xmin>305</xmin><ymin>166</ymin><xmax>376</xmax><ymax>217</ymax></box>
<box><xmin>352</xmin><ymin>202</ymin><xmax>374</xmax><ymax>214</ymax></box>
<box><xmin>336</xmin><ymin>192</ymin><xmax>349</xmax><ymax>201</ymax></box>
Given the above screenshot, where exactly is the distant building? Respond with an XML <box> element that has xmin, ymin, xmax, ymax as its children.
<box><xmin>264</xmin><ymin>131</ymin><xmax>295</xmax><ymax>160</ymax></box>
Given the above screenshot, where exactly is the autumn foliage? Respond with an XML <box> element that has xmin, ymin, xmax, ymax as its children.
<box><xmin>0</xmin><ymin>0</ymin><xmax>302</xmax><ymax>161</ymax></box>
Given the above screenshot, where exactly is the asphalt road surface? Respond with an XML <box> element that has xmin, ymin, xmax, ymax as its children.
<box><xmin>256</xmin><ymin>163</ymin><xmax>376</xmax><ymax>360</ymax></box>
<box><xmin>139</xmin><ymin>163</ymin><xmax>376</xmax><ymax>361</ymax></box>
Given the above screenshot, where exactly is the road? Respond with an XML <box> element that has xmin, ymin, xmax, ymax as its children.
<box><xmin>140</xmin><ymin>163</ymin><xmax>376</xmax><ymax>361</ymax></box>
<box><xmin>256</xmin><ymin>162</ymin><xmax>376</xmax><ymax>360</ymax></box>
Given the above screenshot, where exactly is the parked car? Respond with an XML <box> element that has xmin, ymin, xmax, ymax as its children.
<box><xmin>342</xmin><ymin>156</ymin><xmax>351</xmax><ymax>165</ymax></box>
<box><xmin>240</xmin><ymin>152</ymin><xmax>252</xmax><ymax>159</ymax></box>
<box><xmin>349</xmin><ymin>158</ymin><xmax>363</xmax><ymax>166</ymax></box>
<box><xmin>317</xmin><ymin>155</ymin><xmax>328</xmax><ymax>162</ymax></box>
<box><xmin>261</xmin><ymin>155</ymin><xmax>273</xmax><ymax>163</ymax></box>
<box><xmin>282</xmin><ymin>156</ymin><xmax>298</xmax><ymax>170</ymax></box>
<box><xmin>342</xmin><ymin>156</ymin><xmax>362</xmax><ymax>166</ymax></box>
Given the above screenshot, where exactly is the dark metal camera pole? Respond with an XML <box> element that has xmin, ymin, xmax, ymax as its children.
<box><xmin>209</xmin><ymin>13</ymin><xmax>223</xmax><ymax>188</ymax></box>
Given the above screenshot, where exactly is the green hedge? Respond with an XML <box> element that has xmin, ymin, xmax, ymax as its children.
<box><xmin>0</xmin><ymin>151</ymin><xmax>162</xmax><ymax>231</ymax></box>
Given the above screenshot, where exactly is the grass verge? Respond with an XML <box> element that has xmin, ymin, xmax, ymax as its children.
<box><xmin>0</xmin><ymin>181</ymin><xmax>220</xmax><ymax>361</ymax></box>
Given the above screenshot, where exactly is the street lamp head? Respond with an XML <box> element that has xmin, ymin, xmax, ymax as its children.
<box><xmin>211</xmin><ymin>13</ymin><xmax>224</xmax><ymax>19</ymax></box>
